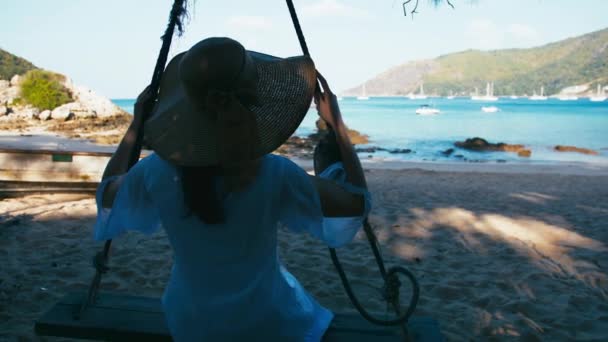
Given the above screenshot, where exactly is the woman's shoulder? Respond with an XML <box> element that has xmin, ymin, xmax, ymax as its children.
<box><xmin>262</xmin><ymin>154</ymin><xmax>305</xmax><ymax>175</ymax></box>
<box><xmin>133</xmin><ymin>153</ymin><xmax>178</xmax><ymax>184</ymax></box>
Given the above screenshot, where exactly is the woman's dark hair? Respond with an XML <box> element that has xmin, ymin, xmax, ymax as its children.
<box><xmin>181</xmin><ymin>166</ymin><xmax>225</xmax><ymax>224</ymax></box>
<box><xmin>180</xmin><ymin>160</ymin><xmax>260</xmax><ymax>224</ymax></box>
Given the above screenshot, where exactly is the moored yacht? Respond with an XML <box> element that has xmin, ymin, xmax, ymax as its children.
<box><xmin>416</xmin><ymin>104</ymin><xmax>440</xmax><ymax>115</ymax></box>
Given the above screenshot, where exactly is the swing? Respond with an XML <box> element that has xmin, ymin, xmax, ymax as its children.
<box><xmin>35</xmin><ymin>1</ymin><xmax>443</xmax><ymax>340</ymax></box>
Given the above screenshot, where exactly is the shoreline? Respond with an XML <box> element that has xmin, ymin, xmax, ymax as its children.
<box><xmin>1</xmin><ymin>130</ymin><xmax>607</xmax><ymax>177</ymax></box>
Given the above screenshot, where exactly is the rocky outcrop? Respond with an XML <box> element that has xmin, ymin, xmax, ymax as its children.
<box><xmin>0</xmin><ymin>73</ymin><xmax>124</xmax><ymax>121</ymax></box>
<box><xmin>554</xmin><ymin>145</ymin><xmax>598</xmax><ymax>155</ymax></box>
<box><xmin>455</xmin><ymin>137</ymin><xmax>531</xmax><ymax>157</ymax></box>
<box><xmin>312</xmin><ymin>118</ymin><xmax>369</xmax><ymax>145</ymax></box>
<box><xmin>355</xmin><ymin>146</ymin><xmax>412</xmax><ymax>154</ymax></box>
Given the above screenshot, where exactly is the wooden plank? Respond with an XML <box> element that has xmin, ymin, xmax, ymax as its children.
<box><xmin>35</xmin><ymin>292</ymin><xmax>443</xmax><ymax>341</ymax></box>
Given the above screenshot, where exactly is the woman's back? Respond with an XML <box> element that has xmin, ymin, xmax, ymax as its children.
<box><xmin>95</xmin><ymin>153</ymin><xmax>339</xmax><ymax>340</ymax></box>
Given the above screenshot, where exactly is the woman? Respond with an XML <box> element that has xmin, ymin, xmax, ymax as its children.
<box><xmin>95</xmin><ymin>37</ymin><xmax>371</xmax><ymax>341</ymax></box>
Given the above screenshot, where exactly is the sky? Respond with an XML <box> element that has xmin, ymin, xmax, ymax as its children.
<box><xmin>2</xmin><ymin>0</ymin><xmax>608</xmax><ymax>98</ymax></box>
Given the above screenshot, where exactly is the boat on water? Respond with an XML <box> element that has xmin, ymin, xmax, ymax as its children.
<box><xmin>408</xmin><ymin>84</ymin><xmax>427</xmax><ymax>100</ymax></box>
<box><xmin>357</xmin><ymin>83</ymin><xmax>369</xmax><ymax>100</ymax></box>
<box><xmin>472</xmin><ymin>82</ymin><xmax>498</xmax><ymax>101</ymax></box>
<box><xmin>510</xmin><ymin>95</ymin><xmax>519</xmax><ymax>99</ymax></box>
<box><xmin>481</xmin><ymin>106</ymin><xmax>499</xmax><ymax>113</ymax></box>
<box><xmin>557</xmin><ymin>95</ymin><xmax>578</xmax><ymax>101</ymax></box>
<box><xmin>590</xmin><ymin>84</ymin><xmax>607</xmax><ymax>102</ymax></box>
<box><xmin>416</xmin><ymin>104</ymin><xmax>440</xmax><ymax>116</ymax></box>
<box><xmin>529</xmin><ymin>86</ymin><xmax>548</xmax><ymax>100</ymax></box>
<box><xmin>446</xmin><ymin>96</ymin><xmax>455</xmax><ymax>100</ymax></box>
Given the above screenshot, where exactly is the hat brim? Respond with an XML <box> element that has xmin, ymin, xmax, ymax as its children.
<box><xmin>144</xmin><ymin>50</ymin><xmax>316</xmax><ymax>166</ymax></box>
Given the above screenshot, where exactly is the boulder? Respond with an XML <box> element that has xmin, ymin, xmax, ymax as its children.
<box><xmin>517</xmin><ymin>149</ymin><xmax>532</xmax><ymax>157</ymax></box>
<box><xmin>8</xmin><ymin>105</ymin><xmax>39</xmax><ymax>119</ymax></box>
<box><xmin>0</xmin><ymin>106</ymin><xmax>7</xmax><ymax>116</ymax></box>
<box><xmin>64</xmin><ymin>82</ymin><xmax>122</xmax><ymax>117</ymax></box>
<box><xmin>312</xmin><ymin>118</ymin><xmax>369</xmax><ymax>145</ymax></box>
<box><xmin>455</xmin><ymin>137</ymin><xmax>528</xmax><ymax>155</ymax></box>
<box><xmin>554</xmin><ymin>145</ymin><xmax>598</xmax><ymax>155</ymax></box>
<box><xmin>39</xmin><ymin>110</ymin><xmax>51</xmax><ymax>120</ymax></box>
<box><xmin>347</xmin><ymin>129</ymin><xmax>369</xmax><ymax>145</ymax></box>
<box><xmin>356</xmin><ymin>146</ymin><xmax>382</xmax><ymax>153</ymax></box>
<box><xmin>0</xmin><ymin>80</ymin><xmax>9</xmax><ymax>90</ymax></box>
<box><xmin>10</xmin><ymin>74</ymin><xmax>21</xmax><ymax>86</ymax></box>
<box><xmin>51</xmin><ymin>102</ymin><xmax>76</xmax><ymax>120</ymax></box>
<box><xmin>441</xmin><ymin>148</ymin><xmax>455</xmax><ymax>156</ymax></box>
<box><xmin>0</xmin><ymin>86</ymin><xmax>19</xmax><ymax>105</ymax></box>
<box><xmin>389</xmin><ymin>148</ymin><xmax>412</xmax><ymax>154</ymax></box>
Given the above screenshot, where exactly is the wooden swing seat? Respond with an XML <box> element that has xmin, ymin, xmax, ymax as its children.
<box><xmin>35</xmin><ymin>292</ymin><xmax>444</xmax><ymax>341</ymax></box>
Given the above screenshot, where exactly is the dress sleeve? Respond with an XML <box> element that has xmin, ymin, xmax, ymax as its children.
<box><xmin>278</xmin><ymin>158</ymin><xmax>372</xmax><ymax>248</ymax></box>
<box><xmin>93</xmin><ymin>158</ymin><xmax>162</xmax><ymax>241</ymax></box>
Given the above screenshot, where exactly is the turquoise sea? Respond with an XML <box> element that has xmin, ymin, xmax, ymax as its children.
<box><xmin>112</xmin><ymin>97</ymin><xmax>608</xmax><ymax>165</ymax></box>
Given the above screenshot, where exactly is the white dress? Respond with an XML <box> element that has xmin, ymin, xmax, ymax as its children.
<box><xmin>94</xmin><ymin>153</ymin><xmax>371</xmax><ymax>341</ymax></box>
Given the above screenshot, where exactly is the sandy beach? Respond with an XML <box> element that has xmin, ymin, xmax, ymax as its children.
<box><xmin>1</xmin><ymin>161</ymin><xmax>607</xmax><ymax>341</ymax></box>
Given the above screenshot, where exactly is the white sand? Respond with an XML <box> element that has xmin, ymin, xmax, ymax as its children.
<box><xmin>1</xmin><ymin>166</ymin><xmax>608</xmax><ymax>340</ymax></box>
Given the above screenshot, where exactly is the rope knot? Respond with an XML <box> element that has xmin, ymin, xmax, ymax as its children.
<box><xmin>382</xmin><ymin>272</ymin><xmax>402</xmax><ymax>304</ymax></box>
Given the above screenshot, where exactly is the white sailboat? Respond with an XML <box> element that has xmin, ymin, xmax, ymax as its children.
<box><xmin>590</xmin><ymin>84</ymin><xmax>607</xmax><ymax>102</ymax></box>
<box><xmin>416</xmin><ymin>104</ymin><xmax>440</xmax><ymax>115</ymax></box>
<box><xmin>446</xmin><ymin>90</ymin><xmax>455</xmax><ymax>99</ymax></box>
<box><xmin>529</xmin><ymin>86</ymin><xmax>548</xmax><ymax>100</ymax></box>
<box><xmin>481</xmin><ymin>106</ymin><xmax>499</xmax><ymax>113</ymax></box>
<box><xmin>509</xmin><ymin>95</ymin><xmax>519</xmax><ymax>99</ymax></box>
<box><xmin>408</xmin><ymin>84</ymin><xmax>427</xmax><ymax>100</ymax></box>
<box><xmin>357</xmin><ymin>83</ymin><xmax>369</xmax><ymax>100</ymax></box>
<box><xmin>472</xmin><ymin>82</ymin><xmax>498</xmax><ymax>101</ymax></box>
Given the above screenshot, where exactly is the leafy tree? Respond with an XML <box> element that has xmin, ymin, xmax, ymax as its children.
<box><xmin>20</xmin><ymin>70</ymin><xmax>72</xmax><ymax>110</ymax></box>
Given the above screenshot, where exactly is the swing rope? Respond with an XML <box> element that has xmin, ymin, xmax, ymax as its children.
<box><xmin>76</xmin><ymin>0</ymin><xmax>189</xmax><ymax>320</ymax></box>
<box><xmin>285</xmin><ymin>0</ymin><xmax>419</xmax><ymax>329</ymax></box>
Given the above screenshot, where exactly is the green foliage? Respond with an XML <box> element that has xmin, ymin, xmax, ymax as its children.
<box><xmin>422</xmin><ymin>28</ymin><xmax>608</xmax><ymax>95</ymax></box>
<box><xmin>20</xmin><ymin>70</ymin><xmax>72</xmax><ymax>110</ymax></box>
<box><xmin>0</xmin><ymin>48</ymin><xmax>37</xmax><ymax>80</ymax></box>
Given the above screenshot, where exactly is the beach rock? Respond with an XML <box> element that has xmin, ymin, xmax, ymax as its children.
<box><xmin>347</xmin><ymin>129</ymin><xmax>369</xmax><ymax>145</ymax></box>
<box><xmin>38</xmin><ymin>110</ymin><xmax>51</xmax><ymax>120</ymax></box>
<box><xmin>389</xmin><ymin>148</ymin><xmax>412</xmax><ymax>154</ymax></box>
<box><xmin>455</xmin><ymin>137</ymin><xmax>528</xmax><ymax>154</ymax></box>
<box><xmin>314</xmin><ymin>118</ymin><xmax>369</xmax><ymax>145</ymax></box>
<box><xmin>441</xmin><ymin>148</ymin><xmax>455</xmax><ymax>156</ymax></box>
<box><xmin>9</xmin><ymin>105</ymin><xmax>39</xmax><ymax>119</ymax></box>
<box><xmin>10</xmin><ymin>74</ymin><xmax>21</xmax><ymax>86</ymax></box>
<box><xmin>517</xmin><ymin>149</ymin><xmax>532</xmax><ymax>157</ymax></box>
<box><xmin>0</xmin><ymin>106</ymin><xmax>7</xmax><ymax>116</ymax></box>
<box><xmin>0</xmin><ymin>85</ymin><xmax>19</xmax><ymax>105</ymax></box>
<box><xmin>51</xmin><ymin>103</ymin><xmax>75</xmax><ymax>120</ymax></box>
<box><xmin>63</xmin><ymin>80</ymin><xmax>123</xmax><ymax>117</ymax></box>
<box><xmin>554</xmin><ymin>145</ymin><xmax>598</xmax><ymax>155</ymax></box>
<box><xmin>316</xmin><ymin>118</ymin><xmax>328</xmax><ymax>131</ymax></box>
<box><xmin>0</xmin><ymin>80</ymin><xmax>9</xmax><ymax>90</ymax></box>
<box><xmin>356</xmin><ymin>146</ymin><xmax>379</xmax><ymax>153</ymax></box>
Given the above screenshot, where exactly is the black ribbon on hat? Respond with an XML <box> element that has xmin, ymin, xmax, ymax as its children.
<box><xmin>205</xmin><ymin>89</ymin><xmax>260</xmax><ymax>168</ymax></box>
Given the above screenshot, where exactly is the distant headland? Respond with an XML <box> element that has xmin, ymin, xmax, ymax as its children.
<box><xmin>342</xmin><ymin>27</ymin><xmax>608</xmax><ymax>97</ymax></box>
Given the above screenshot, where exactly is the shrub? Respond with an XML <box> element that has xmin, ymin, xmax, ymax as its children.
<box><xmin>20</xmin><ymin>70</ymin><xmax>72</xmax><ymax>110</ymax></box>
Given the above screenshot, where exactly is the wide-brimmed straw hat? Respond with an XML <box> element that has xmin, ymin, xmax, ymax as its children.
<box><xmin>144</xmin><ymin>37</ymin><xmax>317</xmax><ymax>166</ymax></box>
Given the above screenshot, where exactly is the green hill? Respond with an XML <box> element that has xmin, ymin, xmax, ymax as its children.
<box><xmin>0</xmin><ymin>48</ymin><xmax>37</xmax><ymax>80</ymax></box>
<box><xmin>344</xmin><ymin>27</ymin><xmax>608</xmax><ymax>96</ymax></box>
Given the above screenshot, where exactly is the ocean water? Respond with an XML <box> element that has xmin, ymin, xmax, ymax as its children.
<box><xmin>112</xmin><ymin>97</ymin><xmax>608</xmax><ymax>164</ymax></box>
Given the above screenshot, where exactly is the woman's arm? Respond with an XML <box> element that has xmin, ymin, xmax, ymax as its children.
<box><xmin>100</xmin><ymin>86</ymin><xmax>154</xmax><ymax>208</ymax></box>
<box><xmin>310</xmin><ymin>73</ymin><xmax>368</xmax><ymax>217</ymax></box>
